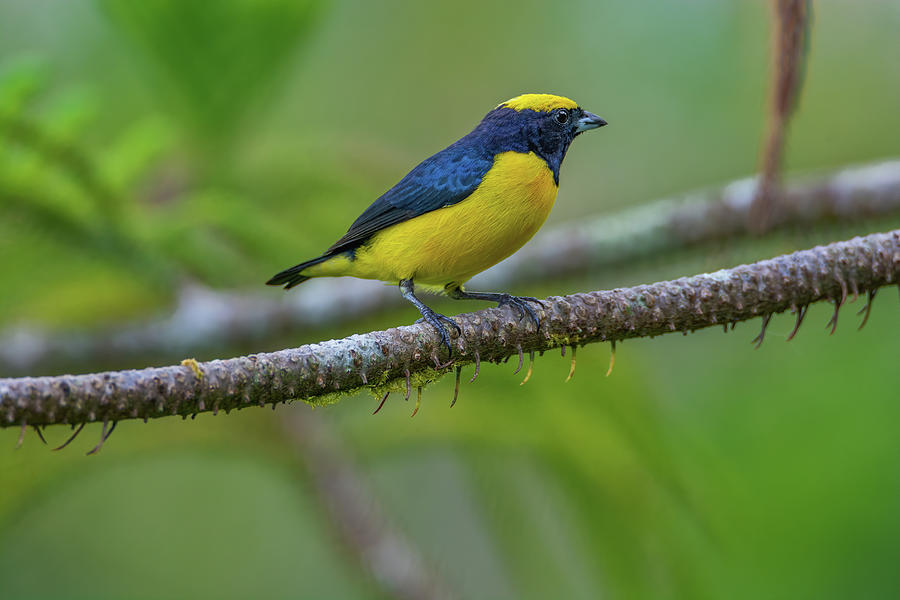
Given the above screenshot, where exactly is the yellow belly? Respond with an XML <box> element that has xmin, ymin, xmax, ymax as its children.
<box><xmin>334</xmin><ymin>150</ymin><xmax>558</xmax><ymax>286</ymax></box>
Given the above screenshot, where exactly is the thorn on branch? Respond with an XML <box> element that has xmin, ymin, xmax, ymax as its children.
<box><xmin>565</xmin><ymin>346</ymin><xmax>577</xmax><ymax>382</ymax></box>
<box><xmin>53</xmin><ymin>422</ymin><xmax>86</xmax><ymax>451</ymax></box>
<box><xmin>411</xmin><ymin>387</ymin><xmax>422</xmax><ymax>418</ymax></box>
<box><xmin>373</xmin><ymin>391</ymin><xmax>390</xmax><ymax>415</ymax></box>
<box><xmin>16</xmin><ymin>422</ymin><xmax>26</xmax><ymax>449</ymax></box>
<box><xmin>858</xmin><ymin>288</ymin><xmax>877</xmax><ymax>330</ymax></box>
<box><xmin>32</xmin><ymin>425</ymin><xmax>47</xmax><ymax>445</ymax></box>
<box><xmin>826</xmin><ymin>299</ymin><xmax>841</xmax><ymax>335</ymax></box>
<box><xmin>752</xmin><ymin>313</ymin><xmax>773</xmax><ymax>349</ymax></box>
<box><xmin>404</xmin><ymin>369</ymin><xmax>411</xmax><ymax>402</ymax></box>
<box><xmin>606</xmin><ymin>341</ymin><xmax>616</xmax><ymax>377</ymax></box>
<box><xmin>837</xmin><ymin>273</ymin><xmax>848</xmax><ymax>307</ymax></box>
<box><xmin>86</xmin><ymin>420</ymin><xmax>117</xmax><ymax>455</ymax></box>
<box><xmin>451</xmin><ymin>366</ymin><xmax>461</xmax><ymax>407</ymax></box>
<box><xmin>786</xmin><ymin>304</ymin><xmax>808</xmax><ymax>341</ymax></box>
<box><xmin>520</xmin><ymin>351</ymin><xmax>534</xmax><ymax>386</ymax></box>
<box><xmin>469</xmin><ymin>350</ymin><xmax>481</xmax><ymax>383</ymax></box>
<box><xmin>513</xmin><ymin>344</ymin><xmax>524</xmax><ymax>375</ymax></box>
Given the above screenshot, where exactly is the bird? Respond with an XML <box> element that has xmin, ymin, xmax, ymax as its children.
<box><xmin>267</xmin><ymin>93</ymin><xmax>607</xmax><ymax>353</ymax></box>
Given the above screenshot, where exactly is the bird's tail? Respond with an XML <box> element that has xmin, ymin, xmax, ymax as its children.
<box><xmin>266</xmin><ymin>254</ymin><xmax>332</xmax><ymax>289</ymax></box>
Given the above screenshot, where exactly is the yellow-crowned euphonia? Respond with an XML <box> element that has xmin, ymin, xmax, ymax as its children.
<box><xmin>268</xmin><ymin>93</ymin><xmax>607</xmax><ymax>352</ymax></box>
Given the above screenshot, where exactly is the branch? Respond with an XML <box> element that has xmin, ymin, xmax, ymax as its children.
<box><xmin>4</xmin><ymin>159</ymin><xmax>900</xmax><ymax>374</ymax></box>
<box><xmin>480</xmin><ymin>159</ymin><xmax>900</xmax><ymax>287</ymax></box>
<box><xmin>3</xmin><ymin>229</ymin><xmax>898</xmax><ymax>429</ymax></box>
<box><xmin>283</xmin><ymin>409</ymin><xmax>455</xmax><ymax>600</ymax></box>
<box><xmin>749</xmin><ymin>0</ymin><xmax>812</xmax><ymax>231</ymax></box>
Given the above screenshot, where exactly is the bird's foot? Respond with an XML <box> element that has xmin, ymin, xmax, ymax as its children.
<box><xmin>416</xmin><ymin>309</ymin><xmax>461</xmax><ymax>356</ymax></box>
<box><xmin>496</xmin><ymin>294</ymin><xmax>546</xmax><ymax>329</ymax></box>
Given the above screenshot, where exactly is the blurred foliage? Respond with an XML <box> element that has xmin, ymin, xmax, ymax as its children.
<box><xmin>0</xmin><ymin>57</ymin><xmax>173</xmax><ymax>324</ymax></box>
<box><xmin>99</xmin><ymin>0</ymin><xmax>321</xmax><ymax>159</ymax></box>
<box><xmin>0</xmin><ymin>52</ymin><xmax>363</xmax><ymax>326</ymax></box>
<box><xmin>1</xmin><ymin>1</ymin><xmax>900</xmax><ymax>599</ymax></box>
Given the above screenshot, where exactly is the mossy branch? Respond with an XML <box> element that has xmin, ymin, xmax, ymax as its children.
<box><xmin>2</xmin><ymin>229</ymin><xmax>898</xmax><ymax>429</ymax></box>
<box><xmin>3</xmin><ymin>159</ymin><xmax>900</xmax><ymax>374</ymax></box>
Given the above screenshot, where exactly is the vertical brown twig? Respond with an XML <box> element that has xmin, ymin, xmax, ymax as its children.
<box><xmin>749</xmin><ymin>0</ymin><xmax>812</xmax><ymax>232</ymax></box>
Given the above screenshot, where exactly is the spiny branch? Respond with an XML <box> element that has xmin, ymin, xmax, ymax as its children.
<box><xmin>2</xmin><ymin>229</ymin><xmax>897</xmax><ymax>429</ymax></box>
<box><xmin>3</xmin><ymin>159</ymin><xmax>900</xmax><ymax>374</ymax></box>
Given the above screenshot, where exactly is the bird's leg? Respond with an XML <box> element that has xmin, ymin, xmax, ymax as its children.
<box><xmin>447</xmin><ymin>285</ymin><xmax>546</xmax><ymax>329</ymax></box>
<box><xmin>400</xmin><ymin>279</ymin><xmax>460</xmax><ymax>355</ymax></box>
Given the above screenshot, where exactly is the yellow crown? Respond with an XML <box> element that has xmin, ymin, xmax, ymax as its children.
<box><xmin>498</xmin><ymin>93</ymin><xmax>578</xmax><ymax>112</ymax></box>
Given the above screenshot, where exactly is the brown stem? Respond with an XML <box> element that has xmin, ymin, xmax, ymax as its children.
<box><xmin>749</xmin><ymin>0</ymin><xmax>811</xmax><ymax>232</ymax></box>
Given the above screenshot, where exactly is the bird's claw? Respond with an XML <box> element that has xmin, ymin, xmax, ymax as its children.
<box><xmin>518</xmin><ymin>295</ymin><xmax>547</xmax><ymax>308</ymax></box>
<box><xmin>497</xmin><ymin>294</ymin><xmax>544</xmax><ymax>329</ymax></box>
<box><xmin>415</xmin><ymin>313</ymin><xmax>462</xmax><ymax>333</ymax></box>
<box><xmin>417</xmin><ymin>309</ymin><xmax>460</xmax><ymax>355</ymax></box>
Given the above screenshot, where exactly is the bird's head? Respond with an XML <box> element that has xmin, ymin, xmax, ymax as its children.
<box><xmin>497</xmin><ymin>93</ymin><xmax>607</xmax><ymax>136</ymax></box>
<box><xmin>478</xmin><ymin>93</ymin><xmax>607</xmax><ymax>181</ymax></box>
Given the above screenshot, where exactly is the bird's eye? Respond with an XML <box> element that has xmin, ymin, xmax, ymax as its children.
<box><xmin>555</xmin><ymin>109</ymin><xmax>569</xmax><ymax>124</ymax></box>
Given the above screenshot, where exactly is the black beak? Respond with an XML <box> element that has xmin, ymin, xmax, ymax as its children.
<box><xmin>575</xmin><ymin>111</ymin><xmax>607</xmax><ymax>133</ymax></box>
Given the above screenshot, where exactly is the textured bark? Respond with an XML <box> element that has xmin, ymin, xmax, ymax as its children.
<box><xmin>3</xmin><ymin>160</ymin><xmax>900</xmax><ymax>375</ymax></box>
<box><xmin>3</xmin><ymin>229</ymin><xmax>898</xmax><ymax>428</ymax></box>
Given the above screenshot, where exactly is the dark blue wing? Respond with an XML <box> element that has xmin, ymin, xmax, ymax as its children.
<box><xmin>326</xmin><ymin>142</ymin><xmax>493</xmax><ymax>253</ymax></box>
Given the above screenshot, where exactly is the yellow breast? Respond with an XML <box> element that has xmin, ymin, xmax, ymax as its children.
<box><xmin>347</xmin><ymin>151</ymin><xmax>558</xmax><ymax>286</ymax></box>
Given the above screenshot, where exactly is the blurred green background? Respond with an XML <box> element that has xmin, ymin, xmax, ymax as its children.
<box><xmin>2</xmin><ymin>0</ymin><xmax>900</xmax><ymax>598</ymax></box>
